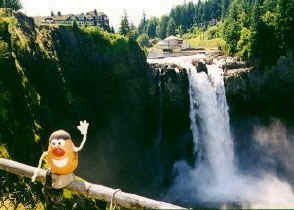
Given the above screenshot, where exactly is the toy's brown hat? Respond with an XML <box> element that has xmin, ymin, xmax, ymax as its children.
<box><xmin>49</xmin><ymin>130</ymin><xmax>71</xmax><ymax>142</ymax></box>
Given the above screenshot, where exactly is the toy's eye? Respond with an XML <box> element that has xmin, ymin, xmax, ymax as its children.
<box><xmin>51</xmin><ymin>139</ymin><xmax>58</xmax><ymax>146</ymax></box>
<box><xmin>57</xmin><ymin>139</ymin><xmax>65</xmax><ymax>147</ymax></box>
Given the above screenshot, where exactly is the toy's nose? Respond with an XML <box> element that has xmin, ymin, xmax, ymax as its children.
<box><xmin>52</xmin><ymin>148</ymin><xmax>65</xmax><ymax>157</ymax></box>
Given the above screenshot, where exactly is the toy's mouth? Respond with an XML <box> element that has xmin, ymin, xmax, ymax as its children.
<box><xmin>52</xmin><ymin>157</ymin><xmax>68</xmax><ymax>168</ymax></box>
<box><xmin>52</xmin><ymin>148</ymin><xmax>65</xmax><ymax>157</ymax></box>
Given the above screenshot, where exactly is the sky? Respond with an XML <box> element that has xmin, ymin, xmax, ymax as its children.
<box><xmin>20</xmin><ymin>0</ymin><xmax>195</xmax><ymax>30</ymax></box>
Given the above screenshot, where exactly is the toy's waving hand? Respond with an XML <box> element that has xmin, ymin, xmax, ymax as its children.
<box><xmin>74</xmin><ymin>120</ymin><xmax>89</xmax><ymax>152</ymax></box>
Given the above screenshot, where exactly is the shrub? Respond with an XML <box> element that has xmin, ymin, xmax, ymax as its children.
<box><xmin>136</xmin><ymin>33</ymin><xmax>150</xmax><ymax>48</ymax></box>
<box><xmin>237</xmin><ymin>27</ymin><xmax>253</xmax><ymax>60</ymax></box>
<box><xmin>222</xmin><ymin>19</ymin><xmax>241</xmax><ymax>54</ymax></box>
<box><xmin>207</xmin><ymin>26</ymin><xmax>219</xmax><ymax>39</ymax></box>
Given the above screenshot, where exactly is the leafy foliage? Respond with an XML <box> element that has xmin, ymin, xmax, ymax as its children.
<box><xmin>237</xmin><ymin>27</ymin><xmax>253</xmax><ymax>60</ymax></box>
<box><xmin>166</xmin><ymin>18</ymin><xmax>176</xmax><ymax>36</ymax></box>
<box><xmin>119</xmin><ymin>10</ymin><xmax>137</xmax><ymax>40</ymax></box>
<box><xmin>136</xmin><ymin>33</ymin><xmax>150</xmax><ymax>48</ymax></box>
<box><xmin>222</xmin><ymin>18</ymin><xmax>241</xmax><ymax>54</ymax></box>
<box><xmin>119</xmin><ymin>10</ymin><xmax>130</xmax><ymax>36</ymax></box>
<box><xmin>156</xmin><ymin>15</ymin><xmax>169</xmax><ymax>39</ymax></box>
<box><xmin>0</xmin><ymin>0</ymin><xmax>22</xmax><ymax>10</ymax></box>
<box><xmin>137</xmin><ymin>11</ymin><xmax>147</xmax><ymax>35</ymax></box>
<box><xmin>145</xmin><ymin>17</ymin><xmax>158</xmax><ymax>39</ymax></box>
<box><xmin>219</xmin><ymin>0</ymin><xmax>294</xmax><ymax>67</ymax></box>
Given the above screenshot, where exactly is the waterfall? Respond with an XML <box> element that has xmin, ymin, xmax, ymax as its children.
<box><xmin>188</xmin><ymin>68</ymin><xmax>200</xmax><ymax>156</ymax></box>
<box><xmin>148</xmin><ymin>55</ymin><xmax>294</xmax><ymax>208</ymax></box>
<box><xmin>150</xmin><ymin>55</ymin><xmax>294</xmax><ymax>208</ymax></box>
<box><xmin>188</xmin><ymin>63</ymin><xmax>235</xmax><ymax>184</ymax></box>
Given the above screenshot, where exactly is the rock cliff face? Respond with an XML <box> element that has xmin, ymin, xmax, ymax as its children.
<box><xmin>151</xmin><ymin>64</ymin><xmax>192</xmax><ymax>167</ymax></box>
<box><xmin>224</xmin><ymin>55</ymin><xmax>294</xmax><ymax>121</ymax></box>
<box><xmin>224</xmin><ymin>56</ymin><xmax>294</xmax><ymax>187</ymax></box>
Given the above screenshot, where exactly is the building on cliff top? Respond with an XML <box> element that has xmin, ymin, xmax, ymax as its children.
<box><xmin>38</xmin><ymin>10</ymin><xmax>109</xmax><ymax>29</ymax></box>
<box><xmin>156</xmin><ymin>36</ymin><xmax>183</xmax><ymax>52</ymax></box>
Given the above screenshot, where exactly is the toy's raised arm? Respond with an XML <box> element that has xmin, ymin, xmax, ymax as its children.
<box><xmin>74</xmin><ymin>120</ymin><xmax>89</xmax><ymax>152</ymax></box>
<box><xmin>32</xmin><ymin>151</ymin><xmax>48</xmax><ymax>182</ymax></box>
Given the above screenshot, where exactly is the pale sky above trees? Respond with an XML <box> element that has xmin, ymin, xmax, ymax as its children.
<box><xmin>20</xmin><ymin>0</ymin><xmax>196</xmax><ymax>29</ymax></box>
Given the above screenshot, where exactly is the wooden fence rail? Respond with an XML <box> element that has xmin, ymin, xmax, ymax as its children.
<box><xmin>0</xmin><ymin>158</ymin><xmax>185</xmax><ymax>209</ymax></box>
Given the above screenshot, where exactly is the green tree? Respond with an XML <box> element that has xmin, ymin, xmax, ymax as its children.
<box><xmin>156</xmin><ymin>15</ymin><xmax>169</xmax><ymax>39</ymax></box>
<box><xmin>72</xmin><ymin>19</ymin><xmax>78</xmax><ymax>31</ymax></box>
<box><xmin>166</xmin><ymin>18</ymin><xmax>176</xmax><ymax>36</ymax></box>
<box><xmin>221</xmin><ymin>0</ymin><xmax>231</xmax><ymax>19</ymax></box>
<box><xmin>138</xmin><ymin>11</ymin><xmax>147</xmax><ymax>34</ymax></box>
<box><xmin>0</xmin><ymin>0</ymin><xmax>22</xmax><ymax>10</ymax></box>
<box><xmin>237</xmin><ymin>27</ymin><xmax>253</xmax><ymax>59</ymax></box>
<box><xmin>222</xmin><ymin>18</ymin><xmax>241</xmax><ymax>54</ymax></box>
<box><xmin>119</xmin><ymin>10</ymin><xmax>130</xmax><ymax>36</ymax></box>
<box><xmin>186</xmin><ymin>2</ymin><xmax>195</xmax><ymax>29</ymax></box>
<box><xmin>127</xmin><ymin>22</ymin><xmax>138</xmax><ymax>40</ymax></box>
<box><xmin>170</xmin><ymin>5</ymin><xmax>184</xmax><ymax>27</ymax></box>
<box><xmin>275</xmin><ymin>0</ymin><xmax>294</xmax><ymax>52</ymax></box>
<box><xmin>228</xmin><ymin>0</ymin><xmax>240</xmax><ymax>21</ymax></box>
<box><xmin>194</xmin><ymin>2</ymin><xmax>202</xmax><ymax>24</ymax></box>
<box><xmin>146</xmin><ymin>17</ymin><xmax>158</xmax><ymax>38</ymax></box>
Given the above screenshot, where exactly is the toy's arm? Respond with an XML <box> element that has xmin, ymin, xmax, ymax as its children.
<box><xmin>74</xmin><ymin>120</ymin><xmax>89</xmax><ymax>152</ymax></box>
<box><xmin>32</xmin><ymin>151</ymin><xmax>48</xmax><ymax>182</ymax></box>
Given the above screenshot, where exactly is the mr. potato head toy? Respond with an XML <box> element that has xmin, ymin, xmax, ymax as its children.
<box><xmin>32</xmin><ymin>120</ymin><xmax>89</xmax><ymax>189</ymax></box>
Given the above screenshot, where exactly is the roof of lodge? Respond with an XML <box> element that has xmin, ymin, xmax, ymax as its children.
<box><xmin>164</xmin><ymin>36</ymin><xmax>183</xmax><ymax>41</ymax></box>
<box><xmin>53</xmin><ymin>15</ymin><xmax>73</xmax><ymax>21</ymax></box>
<box><xmin>38</xmin><ymin>10</ymin><xmax>108</xmax><ymax>22</ymax></box>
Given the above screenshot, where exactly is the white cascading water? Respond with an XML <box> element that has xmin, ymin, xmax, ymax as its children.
<box><xmin>188</xmin><ymin>63</ymin><xmax>235</xmax><ymax>184</ymax></box>
<box><xmin>150</xmin><ymin>55</ymin><xmax>235</xmax><ymax>182</ymax></box>
<box><xmin>148</xmin><ymin>55</ymin><xmax>294</xmax><ymax>208</ymax></box>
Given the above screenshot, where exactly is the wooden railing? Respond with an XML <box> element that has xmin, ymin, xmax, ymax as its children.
<box><xmin>0</xmin><ymin>158</ymin><xmax>185</xmax><ymax>209</ymax></box>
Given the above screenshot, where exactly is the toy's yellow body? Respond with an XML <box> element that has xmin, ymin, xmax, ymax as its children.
<box><xmin>48</xmin><ymin>139</ymin><xmax>78</xmax><ymax>175</ymax></box>
<box><xmin>31</xmin><ymin>120</ymin><xmax>89</xmax><ymax>186</ymax></box>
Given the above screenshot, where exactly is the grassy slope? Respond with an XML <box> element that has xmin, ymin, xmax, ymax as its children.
<box><xmin>187</xmin><ymin>37</ymin><xmax>225</xmax><ymax>50</ymax></box>
<box><xmin>184</xmin><ymin>25</ymin><xmax>226</xmax><ymax>50</ymax></box>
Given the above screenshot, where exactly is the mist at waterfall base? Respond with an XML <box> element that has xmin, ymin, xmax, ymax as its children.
<box><xmin>150</xmin><ymin>56</ymin><xmax>294</xmax><ymax>208</ymax></box>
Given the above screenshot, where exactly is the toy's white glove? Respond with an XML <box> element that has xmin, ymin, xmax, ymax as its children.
<box><xmin>77</xmin><ymin>120</ymin><xmax>89</xmax><ymax>136</ymax></box>
<box><xmin>74</xmin><ymin>120</ymin><xmax>89</xmax><ymax>152</ymax></box>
